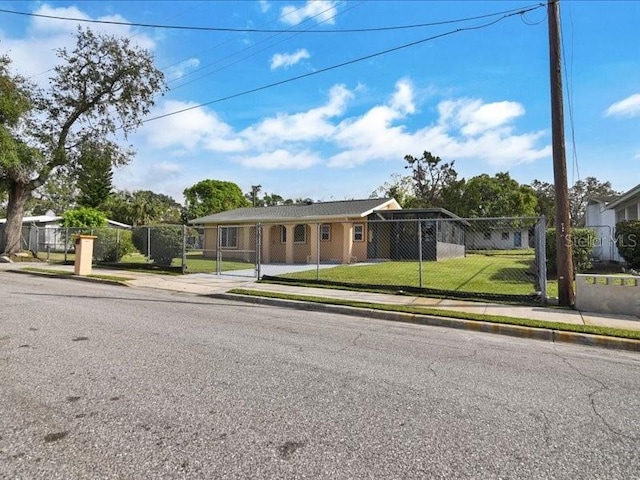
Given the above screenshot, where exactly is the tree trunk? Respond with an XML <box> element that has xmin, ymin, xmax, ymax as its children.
<box><xmin>1</xmin><ymin>180</ymin><xmax>30</xmax><ymax>255</ymax></box>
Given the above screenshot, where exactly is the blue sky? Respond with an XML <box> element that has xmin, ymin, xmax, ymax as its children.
<box><xmin>0</xmin><ymin>1</ymin><xmax>638</xmax><ymax>204</ymax></box>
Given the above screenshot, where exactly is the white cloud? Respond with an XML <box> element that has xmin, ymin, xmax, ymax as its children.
<box><xmin>166</xmin><ymin>58</ymin><xmax>200</xmax><ymax>81</ymax></box>
<box><xmin>605</xmin><ymin>93</ymin><xmax>640</xmax><ymax>118</ymax></box>
<box><xmin>142</xmin><ymin>100</ymin><xmax>247</xmax><ymax>153</ymax></box>
<box><xmin>259</xmin><ymin>0</ymin><xmax>271</xmax><ymax>13</ymax></box>
<box><xmin>270</xmin><ymin>49</ymin><xmax>311</xmax><ymax>70</ymax></box>
<box><xmin>390</xmin><ymin>78</ymin><xmax>415</xmax><ymax>114</ymax></box>
<box><xmin>438</xmin><ymin>99</ymin><xmax>525</xmax><ymax>136</ymax></box>
<box><xmin>241</xmin><ymin>84</ymin><xmax>352</xmax><ymax>147</ymax></box>
<box><xmin>328</xmin><ymin>84</ymin><xmax>548</xmax><ymax>168</ymax></box>
<box><xmin>234</xmin><ymin>149</ymin><xmax>321</xmax><ymax>169</ymax></box>
<box><xmin>0</xmin><ymin>4</ymin><xmax>155</xmax><ymax>82</ymax></box>
<box><xmin>280</xmin><ymin>1</ymin><xmax>338</xmax><ymax>25</ymax></box>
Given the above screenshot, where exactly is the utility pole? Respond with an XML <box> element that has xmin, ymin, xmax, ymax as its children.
<box><xmin>547</xmin><ymin>0</ymin><xmax>575</xmax><ymax>306</ymax></box>
<box><xmin>251</xmin><ymin>184</ymin><xmax>262</xmax><ymax>207</ymax></box>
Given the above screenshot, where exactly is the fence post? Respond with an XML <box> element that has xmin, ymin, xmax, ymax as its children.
<box><xmin>182</xmin><ymin>225</ymin><xmax>187</xmax><ymax>274</ymax></box>
<box><xmin>536</xmin><ymin>216</ymin><xmax>548</xmax><ymax>302</ymax></box>
<box><xmin>255</xmin><ymin>223</ymin><xmax>261</xmax><ymax>279</ymax></box>
<box><xmin>65</xmin><ymin>227</ymin><xmax>69</xmax><ymax>263</ymax></box>
<box><xmin>316</xmin><ymin>223</ymin><xmax>320</xmax><ymax>281</ymax></box>
<box><xmin>216</xmin><ymin>225</ymin><xmax>221</xmax><ymax>275</ymax></box>
<box><xmin>418</xmin><ymin>220</ymin><xmax>423</xmax><ymax>288</ymax></box>
<box><xmin>147</xmin><ymin>226</ymin><xmax>151</xmax><ymax>263</ymax></box>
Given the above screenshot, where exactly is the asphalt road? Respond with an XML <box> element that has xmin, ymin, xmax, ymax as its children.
<box><xmin>1</xmin><ymin>273</ymin><xmax>639</xmax><ymax>479</ymax></box>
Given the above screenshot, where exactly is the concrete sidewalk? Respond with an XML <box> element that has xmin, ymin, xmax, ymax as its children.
<box><xmin>3</xmin><ymin>262</ymin><xmax>640</xmax><ymax>333</ymax></box>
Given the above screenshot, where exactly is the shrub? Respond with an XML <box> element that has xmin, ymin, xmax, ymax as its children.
<box><xmin>132</xmin><ymin>225</ymin><xmax>183</xmax><ymax>266</ymax></box>
<box><xmin>615</xmin><ymin>221</ymin><xmax>640</xmax><ymax>268</ymax></box>
<box><xmin>61</xmin><ymin>207</ymin><xmax>107</xmax><ymax>228</ymax></box>
<box><xmin>546</xmin><ymin>227</ymin><xmax>597</xmax><ymax>274</ymax></box>
<box><xmin>93</xmin><ymin>228</ymin><xmax>137</xmax><ymax>263</ymax></box>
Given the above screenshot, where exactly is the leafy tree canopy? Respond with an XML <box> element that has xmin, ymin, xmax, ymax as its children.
<box><xmin>103</xmin><ymin>190</ymin><xmax>182</xmax><ymax>226</ymax></box>
<box><xmin>457</xmin><ymin>172</ymin><xmax>538</xmax><ymax>218</ymax></box>
<box><xmin>184</xmin><ymin>179</ymin><xmax>249</xmax><ymax>220</ymax></box>
<box><xmin>61</xmin><ymin>207</ymin><xmax>106</xmax><ymax>228</ymax></box>
<box><xmin>0</xmin><ymin>27</ymin><xmax>165</xmax><ymax>254</ymax></box>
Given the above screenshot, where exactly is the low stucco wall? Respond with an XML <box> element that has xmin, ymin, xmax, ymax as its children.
<box><xmin>575</xmin><ymin>274</ymin><xmax>640</xmax><ymax>317</ymax></box>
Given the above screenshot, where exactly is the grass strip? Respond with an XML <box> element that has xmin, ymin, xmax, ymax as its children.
<box><xmin>228</xmin><ymin>288</ymin><xmax>640</xmax><ymax>341</ymax></box>
<box><xmin>21</xmin><ymin>267</ymin><xmax>132</xmax><ymax>283</ymax></box>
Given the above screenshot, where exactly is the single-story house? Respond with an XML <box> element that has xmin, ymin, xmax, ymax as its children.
<box><xmin>189</xmin><ymin>198</ymin><xmax>401</xmax><ymax>265</ymax></box>
<box><xmin>0</xmin><ymin>210</ymin><xmax>131</xmax><ymax>252</ymax></box>
<box><xmin>585</xmin><ymin>183</ymin><xmax>640</xmax><ymax>262</ymax></box>
<box><xmin>466</xmin><ymin>226</ymin><xmax>531</xmax><ymax>250</ymax></box>
<box><xmin>189</xmin><ymin>199</ymin><xmax>473</xmax><ymax>265</ymax></box>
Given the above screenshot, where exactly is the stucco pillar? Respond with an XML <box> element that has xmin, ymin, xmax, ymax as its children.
<box><xmin>284</xmin><ymin>223</ymin><xmax>295</xmax><ymax>264</ymax></box>
<box><xmin>261</xmin><ymin>225</ymin><xmax>271</xmax><ymax>263</ymax></box>
<box><xmin>241</xmin><ymin>224</ymin><xmax>251</xmax><ymax>262</ymax></box>
<box><xmin>342</xmin><ymin>222</ymin><xmax>353</xmax><ymax>264</ymax></box>
<box><xmin>309</xmin><ymin>223</ymin><xmax>319</xmax><ymax>263</ymax></box>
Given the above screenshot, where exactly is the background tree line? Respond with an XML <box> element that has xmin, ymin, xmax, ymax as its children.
<box><xmin>372</xmin><ymin>151</ymin><xmax>620</xmax><ymax>225</ymax></box>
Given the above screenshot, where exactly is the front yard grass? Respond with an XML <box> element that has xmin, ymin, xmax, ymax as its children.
<box><xmin>278</xmin><ymin>253</ymin><xmax>541</xmax><ymax>297</ymax></box>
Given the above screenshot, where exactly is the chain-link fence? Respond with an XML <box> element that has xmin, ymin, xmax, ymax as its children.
<box><xmin>21</xmin><ymin>217</ymin><xmax>548</xmax><ymax>302</ymax></box>
<box><xmin>258</xmin><ymin>217</ymin><xmax>547</xmax><ymax>303</ymax></box>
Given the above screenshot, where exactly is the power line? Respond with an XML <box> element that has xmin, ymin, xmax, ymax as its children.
<box><xmin>168</xmin><ymin>2</ymin><xmax>365</xmax><ymax>91</ymax></box>
<box><xmin>0</xmin><ymin>4</ymin><xmax>545</xmax><ymax>34</ymax></box>
<box><xmin>143</xmin><ymin>5</ymin><xmax>545</xmax><ymax>125</ymax></box>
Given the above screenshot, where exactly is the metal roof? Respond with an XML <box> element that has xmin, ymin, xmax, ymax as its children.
<box><xmin>189</xmin><ymin>198</ymin><xmax>400</xmax><ymax>224</ymax></box>
<box><xmin>605</xmin><ymin>183</ymin><xmax>640</xmax><ymax>210</ymax></box>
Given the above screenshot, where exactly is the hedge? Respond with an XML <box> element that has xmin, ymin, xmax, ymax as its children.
<box><xmin>93</xmin><ymin>229</ymin><xmax>137</xmax><ymax>263</ymax></box>
<box><xmin>615</xmin><ymin>221</ymin><xmax>640</xmax><ymax>268</ymax></box>
<box><xmin>132</xmin><ymin>226</ymin><xmax>183</xmax><ymax>266</ymax></box>
<box><xmin>546</xmin><ymin>228</ymin><xmax>597</xmax><ymax>274</ymax></box>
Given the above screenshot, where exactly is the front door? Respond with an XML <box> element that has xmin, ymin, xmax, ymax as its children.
<box><xmin>513</xmin><ymin>231</ymin><xmax>522</xmax><ymax>247</ymax></box>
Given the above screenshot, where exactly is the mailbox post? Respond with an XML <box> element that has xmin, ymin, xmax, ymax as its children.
<box><xmin>74</xmin><ymin>235</ymin><xmax>97</xmax><ymax>276</ymax></box>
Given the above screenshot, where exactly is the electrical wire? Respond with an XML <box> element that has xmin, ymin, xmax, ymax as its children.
<box><xmin>142</xmin><ymin>5</ymin><xmax>545</xmax><ymax>125</ymax></box>
<box><xmin>169</xmin><ymin>2</ymin><xmax>364</xmax><ymax>91</ymax></box>
<box><xmin>0</xmin><ymin>3</ymin><xmax>545</xmax><ymax>34</ymax></box>
<box><xmin>561</xmin><ymin>4</ymin><xmax>580</xmax><ymax>183</ymax></box>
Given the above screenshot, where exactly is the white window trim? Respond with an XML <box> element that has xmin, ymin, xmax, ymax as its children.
<box><xmin>353</xmin><ymin>223</ymin><xmax>364</xmax><ymax>242</ymax></box>
<box><xmin>220</xmin><ymin>226</ymin><xmax>238</xmax><ymax>249</ymax></box>
<box><xmin>321</xmin><ymin>224</ymin><xmax>331</xmax><ymax>241</ymax></box>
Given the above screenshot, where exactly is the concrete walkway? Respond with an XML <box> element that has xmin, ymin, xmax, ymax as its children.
<box><xmin>2</xmin><ymin>262</ymin><xmax>639</xmax><ymax>332</ymax></box>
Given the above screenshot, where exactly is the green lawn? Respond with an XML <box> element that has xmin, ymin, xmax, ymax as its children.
<box><xmin>279</xmin><ymin>253</ymin><xmax>543</xmax><ymax>297</ymax></box>
<box><xmin>36</xmin><ymin>251</ymin><xmax>254</xmax><ymax>275</ymax></box>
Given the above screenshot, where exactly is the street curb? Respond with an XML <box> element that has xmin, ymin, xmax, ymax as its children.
<box><xmin>5</xmin><ymin>268</ymin><xmax>131</xmax><ymax>287</ymax></box>
<box><xmin>212</xmin><ymin>293</ymin><xmax>640</xmax><ymax>353</ymax></box>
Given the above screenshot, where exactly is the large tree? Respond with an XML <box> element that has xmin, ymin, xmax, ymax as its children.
<box><xmin>569</xmin><ymin>176</ymin><xmax>620</xmax><ymax>227</ymax></box>
<box><xmin>457</xmin><ymin>172</ymin><xmax>538</xmax><ymax>218</ymax></box>
<box><xmin>103</xmin><ymin>190</ymin><xmax>182</xmax><ymax>226</ymax></box>
<box><xmin>531</xmin><ymin>176</ymin><xmax>620</xmax><ymax>227</ymax></box>
<box><xmin>404</xmin><ymin>151</ymin><xmax>462</xmax><ymax>209</ymax></box>
<box><xmin>0</xmin><ymin>28</ymin><xmax>165</xmax><ymax>255</ymax></box>
<box><xmin>76</xmin><ymin>138</ymin><xmax>123</xmax><ymax>209</ymax></box>
<box><xmin>183</xmin><ymin>179</ymin><xmax>249</xmax><ymax>220</ymax></box>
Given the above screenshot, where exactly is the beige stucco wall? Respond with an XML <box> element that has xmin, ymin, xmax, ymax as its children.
<box><xmin>200</xmin><ymin>218</ymin><xmax>371</xmax><ymax>264</ymax></box>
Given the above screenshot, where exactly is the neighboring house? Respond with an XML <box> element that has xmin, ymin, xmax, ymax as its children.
<box><xmin>585</xmin><ymin>198</ymin><xmax>621</xmax><ymax>262</ymax></box>
<box><xmin>585</xmin><ymin>183</ymin><xmax>640</xmax><ymax>262</ymax></box>
<box><xmin>0</xmin><ymin>210</ymin><xmax>131</xmax><ymax>252</ymax></box>
<box><xmin>189</xmin><ymin>199</ymin><xmax>472</xmax><ymax>265</ymax></box>
<box><xmin>366</xmin><ymin>208</ymin><xmax>467</xmax><ymax>261</ymax></box>
<box><xmin>466</xmin><ymin>227</ymin><xmax>531</xmax><ymax>251</ymax></box>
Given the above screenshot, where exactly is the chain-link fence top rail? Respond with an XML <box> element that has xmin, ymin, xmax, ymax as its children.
<box><xmin>260</xmin><ymin>217</ymin><xmax>546</xmax><ymax>304</ymax></box>
<box><xmin>26</xmin><ymin>218</ymin><xmax>549</xmax><ymax>302</ymax></box>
